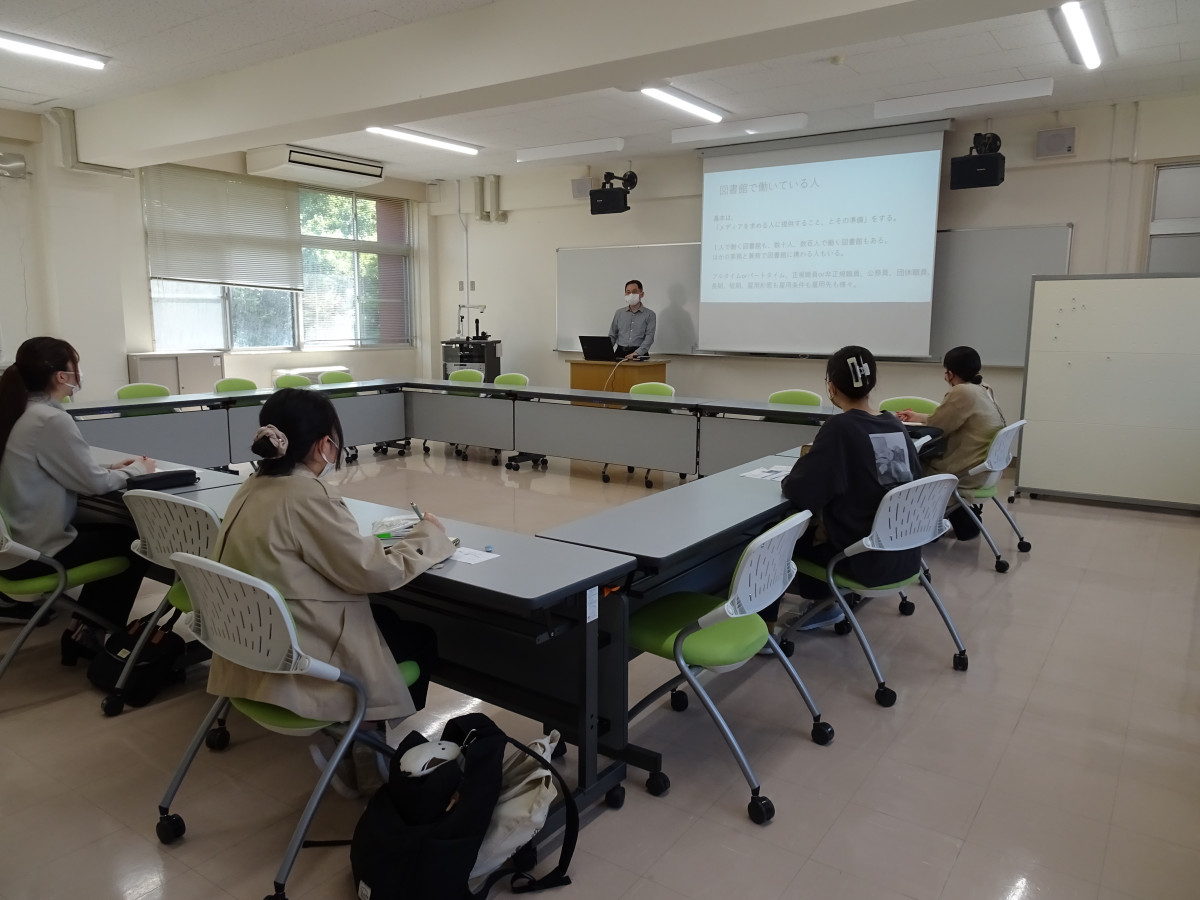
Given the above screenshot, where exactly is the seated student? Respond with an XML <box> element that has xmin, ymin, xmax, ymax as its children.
<box><xmin>208</xmin><ymin>388</ymin><xmax>455</xmax><ymax>789</ymax></box>
<box><xmin>0</xmin><ymin>337</ymin><xmax>154</xmax><ymax>661</ymax></box>
<box><xmin>896</xmin><ymin>345</ymin><xmax>1005</xmax><ymax>539</ymax></box>
<box><xmin>761</xmin><ymin>345</ymin><xmax>922</xmax><ymax>636</ymax></box>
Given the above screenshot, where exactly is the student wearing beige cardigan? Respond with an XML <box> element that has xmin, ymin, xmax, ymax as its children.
<box><xmin>208</xmin><ymin>388</ymin><xmax>455</xmax><ymax>724</ymax></box>
<box><xmin>897</xmin><ymin>346</ymin><xmax>1006</xmax><ymax>538</ymax></box>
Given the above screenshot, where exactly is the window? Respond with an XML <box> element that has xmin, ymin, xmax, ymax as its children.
<box><xmin>299</xmin><ymin>190</ymin><xmax>413</xmax><ymax>347</ymax></box>
<box><xmin>1147</xmin><ymin>164</ymin><xmax>1200</xmax><ymax>273</ymax></box>
<box><xmin>143</xmin><ymin>166</ymin><xmax>414</xmax><ymax>351</ymax></box>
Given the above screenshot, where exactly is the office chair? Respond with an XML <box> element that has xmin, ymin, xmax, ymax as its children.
<box><xmin>444</xmin><ymin>369</ymin><xmax>485</xmax><ymax>461</ymax></box>
<box><xmin>950</xmin><ymin>419</ymin><xmax>1031</xmax><ymax>573</ymax></box>
<box><xmin>156</xmin><ymin>552</ymin><xmax>417</xmax><ymax>900</ymax></box>
<box><xmin>274</xmin><ymin>374</ymin><xmax>312</xmax><ymax>388</ymax></box>
<box><xmin>0</xmin><ymin>516</ymin><xmax>129</xmax><ymax>687</ymax></box>
<box><xmin>490</xmin><ymin>373</ymin><xmax>548</xmax><ymax>471</ymax></box>
<box><xmin>627</xmin><ymin>511</ymin><xmax>832</xmax><ymax>824</ymax></box>
<box><xmin>767</xmin><ymin>389</ymin><xmax>821</xmax><ymax>406</ymax></box>
<box><xmin>781</xmin><ymin>474</ymin><xmax>966</xmax><ymax>707</ymax></box>
<box><xmin>214</xmin><ymin>377</ymin><xmax>258</xmax><ymax>393</ymax></box>
<box><xmin>117</xmin><ymin>382</ymin><xmax>171</xmax><ymax>400</ymax></box>
<box><xmin>601</xmin><ymin>381</ymin><xmax>677</xmax><ymax>488</ymax></box>
<box><xmin>879</xmin><ymin>396</ymin><xmax>939</xmax><ymax>415</ymax></box>
<box><xmin>101</xmin><ymin>490</ymin><xmax>221</xmax><ymax>718</ymax></box>
<box><xmin>318</xmin><ymin>371</ymin><xmax>353</xmax><ymax>384</ymax></box>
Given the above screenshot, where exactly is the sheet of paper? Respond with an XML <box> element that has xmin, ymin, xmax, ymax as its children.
<box><xmin>451</xmin><ymin>546</ymin><xmax>500</xmax><ymax>564</ymax></box>
<box><xmin>740</xmin><ymin>465</ymin><xmax>790</xmax><ymax>482</ymax></box>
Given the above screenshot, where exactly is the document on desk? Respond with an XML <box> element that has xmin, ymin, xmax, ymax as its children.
<box><xmin>451</xmin><ymin>546</ymin><xmax>500</xmax><ymax>564</ymax></box>
<box><xmin>740</xmin><ymin>465</ymin><xmax>790</xmax><ymax>482</ymax></box>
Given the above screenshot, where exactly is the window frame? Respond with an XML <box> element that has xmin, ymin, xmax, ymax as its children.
<box><xmin>147</xmin><ymin>179</ymin><xmax>416</xmax><ymax>353</ymax></box>
<box><xmin>1146</xmin><ymin>162</ymin><xmax>1200</xmax><ymax>274</ymax></box>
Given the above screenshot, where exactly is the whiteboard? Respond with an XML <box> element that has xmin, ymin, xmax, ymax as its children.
<box><xmin>1019</xmin><ymin>274</ymin><xmax>1200</xmax><ymax>509</ymax></box>
<box><xmin>930</xmin><ymin>225</ymin><xmax>1071</xmax><ymax>367</ymax></box>
<box><xmin>556</xmin><ymin>244</ymin><xmax>700</xmax><ymax>354</ymax></box>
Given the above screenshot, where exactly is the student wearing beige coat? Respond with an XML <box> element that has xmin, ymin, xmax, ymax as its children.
<box><xmin>208</xmin><ymin>388</ymin><xmax>455</xmax><ymax>724</ymax></box>
<box><xmin>897</xmin><ymin>346</ymin><xmax>1006</xmax><ymax>539</ymax></box>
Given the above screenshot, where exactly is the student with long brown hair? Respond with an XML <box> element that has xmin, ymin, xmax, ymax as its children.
<box><xmin>0</xmin><ymin>337</ymin><xmax>155</xmax><ymax>662</ymax></box>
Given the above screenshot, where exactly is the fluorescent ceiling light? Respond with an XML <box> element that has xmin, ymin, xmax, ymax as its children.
<box><xmin>641</xmin><ymin>87</ymin><xmax>725</xmax><ymax>123</ymax></box>
<box><xmin>516</xmin><ymin>137</ymin><xmax>625</xmax><ymax>163</ymax></box>
<box><xmin>1060</xmin><ymin>2</ymin><xmax>1102</xmax><ymax>69</ymax></box>
<box><xmin>874</xmin><ymin>77</ymin><xmax>1054</xmax><ymax>119</ymax></box>
<box><xmin>0</xmin><ymin>30</ymin><xmax>107</xmax><ymax>69</ymax></box>
<box><xmin>671</xmin><ymin>112</ymin><xmax>809</xmax><ymax>144</ymax></box>
<box><xmin>366</xmin><ymin>126</ymin><xmax>480</xmax><ymax>155</ymax></box>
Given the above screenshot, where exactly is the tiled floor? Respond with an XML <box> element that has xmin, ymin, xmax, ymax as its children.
<box><xmin>1</xmin><ymin>447</ymin><xmax>1198</xmax><ymax>900</ymax></box>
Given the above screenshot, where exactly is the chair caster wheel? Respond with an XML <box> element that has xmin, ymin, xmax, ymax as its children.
<box><xmin>875</xmin><ymin>686</ymin><xmax>897</xmax><ymax>708</ymax></box>
<box><xmin>774</xmin><ymin>638</ymin><xmax>793</xmax><ymax>658</ymax></box>
<box><xmin>101</xmin><ymin>694</ymin><xmax>124</xmax><ymax>717</ymax></box>
<box><xmin>492</xmin><ymin>458</ymin><xmax>500</xmax><ymax>466</ymax></box>
<box><xmin>953</xmin><ymin>652</ymin><xmax>969</xmax><ymax>671</ymax></box>
<box><xmin>601</xmin><ymin>473</ymin><xmax>610</xmax><ymax>483</ymax></box>
<box><xmin>374</xmin><ymin>444</ymin><xmax>387</xmax><ymax>455</ymax></box>
<box><xmin>747</xmin><ymin>795</ymin><xmax>775</xmax><ymax>824</ymax></box>
<box><xmin>679</xmin><ymin>473</ymin><xmax>687</xmax><ymax>480</ymax></box>
<box><xmin>646</xmin><ymin>772</ymin><xmax>670</xmax><ymax>796</ymax></box>
<box><xmin>1007</xmin><ymin>495</ymin><xmax>1015</xmax><ymax>504</ymax></box>
<box><xmin>156</xmin><ymin>813</ymin><xmax>186</xmax><ymax>844</ymax></box>
<box><xmin>462</xmin><ymin>455</ymin><xmax>469</xmax><ymax>462</ymax></box>
<box><xmin>898</xmin><ymin>599</ymin><xmax>915</xmax><ymax>616</ymax></box>
<box><xmin>551</xmin><ymin>740</ymin><xmax>567</xmax><ymax>760</ymax></box>
<box><xmin>811</xmin><ymin>721</ymin><xmax>834</xmax><ymax>745</ymax></box>
<box><xmin>540</xmin><ymin>459</ymin><xmax>549</xmax><ymax>469</ymax></box>
<box><xmin>454</xmin><ymin>448</ymin><xmax>462</xmax><ymax>457</ymax></box>
<box><xmin>605</xmin><ymin>785</ymin><xmax>626</xmax><ymax>809</ymax></box>
<box><xmin>1018</xmin><ymin>540</ymin><xmax>1031</xmax><ymax>552</ymax></box>
<box><xmin>995</xmin><ymin>559</ymin><xmax>1010</xmax><ymax>573</ymax></box>
<box><xmin>833</xmin><ymin>620</ymin><xmax>853</xmax><ymax>636</ymax></box>
<box><xmin>396</xmin><ymin>449</ymin><xmax>405</xmax><ymax>457</ymax></box>
<box><xmin>205</xmin><ymin>726</ymin><xmax>230</xmax><ymax>751</ymax></box>
<box><xmin>645</xmin><ymin>479</ymin><xmax>653</xmax><ymax>489</ymax></box>
<box><xmin>423</xmin><ymin>447</ymin><xmax>430</xmax><ymax>454</ymax></box>
<box><xmin>511</xmin><ymin>464</ymin><xmax>520</xmax><ymax>471</ymax></box>
<box><xmin>670</xmin><ymin>689</ymin><xmax>688</xmax><ymax>712</ymax></box>
<box><xmin>627</xmin><ymin>466</ymin><xmax>635</xmax><ymax>473</ymax></box>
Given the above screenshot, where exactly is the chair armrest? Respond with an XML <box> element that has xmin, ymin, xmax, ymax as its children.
<box><xmin>0</xmin><ymin>535</ymin><xmax>42</xmax><ymax>563</ymax></box>
<box><xmin>298</xmin><ymin>656</ymin><xmax>341</xmax><ymax>682</ymax></box>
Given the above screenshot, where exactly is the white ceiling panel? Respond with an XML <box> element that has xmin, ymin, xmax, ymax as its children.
<box><xmin>1105</xmin><ymin>0</ymin><xmax>1179</xmax><ymax>31</ymax></box>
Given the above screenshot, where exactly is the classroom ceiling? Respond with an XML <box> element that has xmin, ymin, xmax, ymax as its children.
<box><xmin>0</xmin><ymin>0</ymin><xmax>1198</xmax><ymax>180</ymax></box>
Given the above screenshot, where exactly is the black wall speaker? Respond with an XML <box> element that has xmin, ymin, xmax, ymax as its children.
<box><xmin>950</xmin><ymin>153</ymin><xmax>1005</xmax><ymax>190</ymax></box>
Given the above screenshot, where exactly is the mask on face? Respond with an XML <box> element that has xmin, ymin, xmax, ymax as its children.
<box><xmin>319</xmin><ymin>443</ymin><xmax>337</xmax><ymax>478</ymax></box>
<box><xmin>62</xmin><ymin>374</ymin><xmax>79</xmax><ymax>398</ymax></box>
<box><xmin>626</xmin><ymin>294</ymin><xmax>640</xmax><ymax>308</ymax></box>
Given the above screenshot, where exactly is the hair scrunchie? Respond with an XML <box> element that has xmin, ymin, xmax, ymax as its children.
<box><xmin>254</xmin><ymin>424</ymin><xmax>289</xmax><ymax>458</ymax></box>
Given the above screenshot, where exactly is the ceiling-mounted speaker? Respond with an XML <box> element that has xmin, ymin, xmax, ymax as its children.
<box><xmin>571</xmin><ymin>177</ymin><xmax>598</xmax><ymax>200</ymax></box>
<box><xmin>1035</xmin><ymin>127</ymin><xmax>1076</xmax><ymax>159</ymax></box>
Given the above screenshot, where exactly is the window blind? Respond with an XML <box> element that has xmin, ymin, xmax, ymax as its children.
<box><xmin>142</xmin><ymin>165</ymin><xmax>304</xmax><ymax>290</ymax></box>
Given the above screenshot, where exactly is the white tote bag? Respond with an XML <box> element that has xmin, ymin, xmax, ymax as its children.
<box><xmin>469</xmin><ymin>730</ymin><xmax>560</xmax><ymax>880</ymax></box>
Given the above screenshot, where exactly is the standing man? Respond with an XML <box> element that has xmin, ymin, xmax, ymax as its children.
<box><xmin>609</xmin><ymin>279</ymin><xmax>657</xmax><ymax>359</ymax></box>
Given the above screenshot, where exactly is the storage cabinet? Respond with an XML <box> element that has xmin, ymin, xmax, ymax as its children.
<box><xmin>127</xmin><ymin>352</ymin><xmax>225</xmax><ymax>395</ymax></box>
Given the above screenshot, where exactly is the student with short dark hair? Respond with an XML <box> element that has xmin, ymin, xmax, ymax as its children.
<box><xmin>0</xmin><ymin>337</ymin><xmax>154</xmax><ymax>661</ymax></box>
<box><xmin>762</xmin><ymin>345</ymin><xmax>921</xmax><ymax>635</ymax></box>
<box><xmin>896</xmin><ymin>345</ymin><xmax>1006</xmax><ymax>538</ymax></box>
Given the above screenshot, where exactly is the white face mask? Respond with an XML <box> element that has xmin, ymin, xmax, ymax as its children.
<box><xmin>626</xmin><ymin>294</ymin><xmax>640</xmax><ymax>308</ymax></box>
<box><xmin>319</xmin><ymin>441</ymin><xmax>337</xmax><ymax>478</ymax></box>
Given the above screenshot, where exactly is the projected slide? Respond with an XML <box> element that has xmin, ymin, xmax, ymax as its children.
<box><xmin>698</xmin><ymin>133</ymin><xmax>943</xmax><ymax>357</ymax></box>
<box><xmin>702</xmin><ymin>151</ymin><xmax>939</xmax><ymax>304</ymax></box>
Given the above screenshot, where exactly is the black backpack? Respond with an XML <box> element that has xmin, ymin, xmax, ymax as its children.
<box><xmin>346</xmin><ymin>712</ymin><xmax>577</xmax><ymax>900</ymax></box>
<box><xmin>86</xmin><ymin>609</ymin><xmax>188</xmax><ymax>707</ymax></box>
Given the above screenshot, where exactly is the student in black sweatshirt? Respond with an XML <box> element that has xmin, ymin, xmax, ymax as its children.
<box><xmin>763</xmin><ymin>345</ymin><xmax>921</xmax><ymax>636</ymax></box>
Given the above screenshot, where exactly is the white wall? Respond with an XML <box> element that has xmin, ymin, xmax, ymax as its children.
<box><xmin>429</xmin><ymin>97</ymin><xmax>1200</xmax><ymax>418</ymax></box>
<box><xmin>0</xmin><ymin>139</ymin><xmax>45</xmax><ymax>360</ymax></box>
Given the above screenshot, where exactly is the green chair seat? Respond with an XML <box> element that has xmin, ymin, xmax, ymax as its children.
<box><xmin>879</xmin><ymin>397</ymin><xmax>939</xmax><ymax>415</ymax></box>
<box><xmin>964</xmin><ymin>484</ymin><xmax>997</xmax><ymax>500</ymax></box>
<box><xmin>493</xmin><ymin>373</ymin><xmax>529</xmax><ymax>387</ymax></box>
<box><xmin>0</xmin><ymin>556</ymin><xmax>130</xmax><ymax>597</ymax></box>
<box><xmin>229</xmin><ymin>660</ymin><xmax>421</xmax><ymax>734</ymax></box>
<box><xmin>768</xmin><ymin>389</ymin><xmax>821</xmax><ymax>406</ymax></box>
<box><xmin>275</xmin><ymin>375</ymin><xmax>312</xmax><ymax>388</ymax></box>
<box><xmin>448</xmin><ymin>369</ymin><xmax>484</xmax><ymax>383</ymax></box>
<box><xmin>630</xmin><ymin>592</ymin><xmax>768</xmax><ymax>668</ymax></box>
<box><xmin>630</xmin><ymin>381</ymin><xmax>674</xmax><ymax>396</ymax></box>
<box><xmin>215</xmin><ymin>377</ymin><xmax>258</xmax><ymax>393</ymax></box>
<box><xmin>117</xmin><ymin>383</ymin><xmax>171</xmax><ymax>400</ymax></box>
<box><xmin>165</xmin><ymin>579</ymin><xmax>192</xmax><ymax>614</ymax></box>
<box><xmin>319</xmin><ymin>371</ymin><xmax>354</xmax><ymax>384</ymax></box>
<box><xmin>795</xmin><ymin>557</ymin><xmax>919</xmax><ymax>594</ymax></box>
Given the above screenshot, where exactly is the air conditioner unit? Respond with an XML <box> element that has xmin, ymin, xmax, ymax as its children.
<box><xmin>246</xmin><ymin>145</ymin><xmax>385</xmax><ymax>188</ymax></box>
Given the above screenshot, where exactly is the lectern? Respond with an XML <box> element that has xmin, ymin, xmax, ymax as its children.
<box><xmin>567</xmin><ymin>359</ymin><xmax>669</xmax><ymax>393</ymax></box>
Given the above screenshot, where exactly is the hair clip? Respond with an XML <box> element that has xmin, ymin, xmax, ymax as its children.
<box><xmin>846</xmin><ymin>356</ymin><xmax>866</xmax><ymax>388</ymax></box>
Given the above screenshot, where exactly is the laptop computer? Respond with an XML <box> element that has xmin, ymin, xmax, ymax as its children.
<box><xmin>579</xmin><ymin>335</ymin><xmax>619</xmax><ymax>361</ymax></box>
